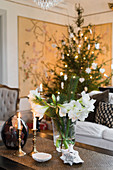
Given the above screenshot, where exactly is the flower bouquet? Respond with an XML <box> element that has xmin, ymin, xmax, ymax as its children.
<box><xmin>28</xmin><ymin>76</ymin><xmax>96</xmax><ymax>151</ymax></box>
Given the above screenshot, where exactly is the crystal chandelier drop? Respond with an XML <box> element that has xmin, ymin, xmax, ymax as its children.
<box><xmin>33</xmin><ymin>0</ymin><xmax>63</xmax><ymax>10</ymax></box>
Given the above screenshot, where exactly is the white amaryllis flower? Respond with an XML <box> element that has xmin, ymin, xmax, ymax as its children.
<box><xmin>99</xmin><ymin>68</ymin><xmax>105</xmax><ymax>73</ymax></box>
<box><xmin>59</xmin><ymin>103</ymin><xmax>70</xmax><ymax>117</ymax></box>
<box><xmin>92</xmin><ymin>63</ymin><xmax>97</xmax><ymax>70</ymax></box>
<box><xmin>68</xmin><ymin>100</ymin><xmax>83</xmax><ymax>122</ymax></box>
<box><xmin>28</xmin><ymin>88</ymin><xmax>40</xmax><ymax>102</ymax></box>
<box><xmin>32</xmin><ymin>104</ymin><xmax>49</xmax><ymax>120</ymax></box>
<box><xmin>85</xmin><ymin>67</ymin><xmax>91</xmax><ymax>74</ymax></box>
<box><xmin>59</xmin><ymin>91</ymin><xmax>96</xmax><ymax>122</ymax></box>
<box><xmin>80</xmin><ymin>91</ymin><xmax>96</xmax><ymax>112</ymax></box>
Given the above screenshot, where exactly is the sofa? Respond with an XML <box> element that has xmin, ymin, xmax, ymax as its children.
<box><xmin>75</xmin><ymin>90</ymin><xmax>113</xmax><ymax>151</ymax></box>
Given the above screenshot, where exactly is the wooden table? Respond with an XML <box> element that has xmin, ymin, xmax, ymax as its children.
<box><xmin>0</xmin><ymin>132</ymin><xmax>113</xmax><ymax>170</ymax></box>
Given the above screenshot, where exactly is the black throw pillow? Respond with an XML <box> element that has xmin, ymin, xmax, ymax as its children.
<box><xmin>95</xmin><ymin>101</ymin><xmax>113</xmax><ymax>128</ymax></box>
<box><xmin>85</xmin><ymin>90</ymin><xmax>109</xmax><ymax>122</ymax></box>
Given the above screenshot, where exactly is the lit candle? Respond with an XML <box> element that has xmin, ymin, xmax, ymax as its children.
<box><xmin>40</xmin><ymin>83</ymin><xmax>43</xmax><ymax>92</ymax></box>
<box><xmin>17</xmin><ymin>112</ymin><xmax>21</xmax><ymax>130</ymax></box>
<box><xmin>33</xmin><ymin>112</ymin><xmax>36</xmax><ymax>130</ymax></box>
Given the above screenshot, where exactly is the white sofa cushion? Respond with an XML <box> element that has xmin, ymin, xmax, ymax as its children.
<box><xmin>76</xmin><ymin>121</ymin><xmax>108</xmax><ymax>138</ymax></box>
<box><xmin>109</xmin><ymin>93</ymin><xmax>113</xmax><ymax>104</ymax></box>
<box><xmin>88</xmin><ymin>90</ymin><xmax>102</xmax><ymax>96</ymax></box>
<box><xmin>102</xmin><ymin>128</ymin><xmax>113</xmax><ymax>142</ymax></box>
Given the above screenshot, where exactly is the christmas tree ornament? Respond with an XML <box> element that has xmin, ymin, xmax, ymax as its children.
<box><xmin>64</xmin><ymin>74</ymin><xmax>68</xmax><ymax>81</ymax></box>
<box><xmin>85</xmin><ymin>67</ymin><xmax>91</xmax><ymax>74</ymax></box>
<box><xmin>70</xmin><ymin>33</ymin><xmax>74</xmax><ymax>38</ymax></box>
<box><xmin>52</xmin><ymin>44</ymin><xmax>57</xmax><ymax>48</ymax></box>
<box><xmin>57</xmin><ymin>95</ymin><xmax>60</xmax><ymax>101</ymax></box>
<box><xmin>89</xmin><ymin>29</ymin><xmax>92</xmax><ymax>34</ymax></box>
<box><xmin>61</xmin><ymin>82</ymin><xmax>64</xmax><ymax>89</ymax></box>
<box><xmin>92</xmin><ymin>63</ymin><xmax>97</xmax><ymax>70</ymax></box>
<box><xmin>99</xmin><ymin>68</ymin><xmax>105</xmax><ymax>73</ymax></box>
<box><xmin>104</xmin><ymin>73</ymin><xmax>108</xmax><ymax>77</ymax></box>
<box><xmin>62</xmin><ymin>54</ymin><xmax>64</xmax><ymax>59</ymax></box>
<box><xmin>78</xmin><ymin>48</ymin><xmax>80</xmax><ymax>54</ymax></box>
<box><xmin>95</xmin><ymin>43</ymin><xmax>100</xmax><ymax>49</ymax></box>
<box><xmin>60</xmin><ymin>72</ymin><xmax>63</xmax><ymax>76</ymax></box>
<box><xmin>88</xmin><ymin>44</ymin><xmax>90</xmax><ymax>50</ymax></box>
<box><xmin>62</xmin><ymin>41</ymin><xmax>66</xmax><ymax>45</ymax></box>
<box><xmin>79</xmin><ymin>78</ymin><xmax>85</xmax><ymax>83</ymax></box>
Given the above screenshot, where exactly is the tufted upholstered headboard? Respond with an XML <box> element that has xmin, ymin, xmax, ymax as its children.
<box><xmin>0</xmin><ymin>85</ymin><xmax>19</xmax><ymax>121</ymax></box>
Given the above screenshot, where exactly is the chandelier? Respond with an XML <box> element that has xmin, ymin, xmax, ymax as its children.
<box><xmin>33</xmin><ymin>0</ymin><xmax>63</xmax><ymax>10</ymax></box>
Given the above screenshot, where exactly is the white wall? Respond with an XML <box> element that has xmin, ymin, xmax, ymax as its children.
<box><xmin>0</xmin><ymin>16</ymin><xmax>2</xmax><ymax>83</ymax></box>
<box><xmin>0</xmin><ymin>0</ymin><xmax>71</xmax><ymax>88</ymax></box>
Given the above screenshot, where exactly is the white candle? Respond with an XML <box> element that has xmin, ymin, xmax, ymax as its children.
<box><xmin>17</xmin><ymin>112</ymin><xmax>21</xmax><ymax>130</ymax></box>
<box><xmin>40</xmin><ymin>83</ymin><xmax>43</xmax><ymax>92</ymax></box>
<box><xmin>33</xmin><ymin>112</ymin><xmax>36</xmax><ymax>130</ymax></box>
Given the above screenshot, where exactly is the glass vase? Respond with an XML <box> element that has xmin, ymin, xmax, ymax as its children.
<box><xmin>52</xmin><ymin>117</ymin><xmax>76</xmax><ymax>152</ymax></box>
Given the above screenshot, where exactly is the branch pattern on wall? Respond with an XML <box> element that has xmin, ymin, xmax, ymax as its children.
<box><xmin>18</xmin><ymin>16</ymin><xmax>68</xmax><ymax>96</ymax></box>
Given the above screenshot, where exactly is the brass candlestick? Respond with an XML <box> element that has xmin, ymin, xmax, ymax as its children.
<box><xmin>29</xmin><ymin>129</ymin><xmax>38</xmax><ymax>156</ymax></box>
<box><xmin>15</xmin><ymin>129</ymin><xmax>26</xmax><ymax>157</ymax></box>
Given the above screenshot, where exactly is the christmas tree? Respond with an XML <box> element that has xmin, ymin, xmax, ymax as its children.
<box><xmin>43</xmin><ymin>4</ymin><xmax>112</xmax><ymax>96</ymax></box>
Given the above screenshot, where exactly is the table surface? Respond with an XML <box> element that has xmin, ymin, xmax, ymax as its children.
<box><xmin>0</xmin><ymin>133</ymin><xmax>113</xmax><ymax>170</ymax></box>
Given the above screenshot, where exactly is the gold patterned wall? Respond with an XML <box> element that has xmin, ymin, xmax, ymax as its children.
<box><xmin>18</xmin><ymin>16</ymin><xmax>68</xmax><ymax>97</ymax></box>
<box><xmin>92</xmin><ymin>23</ymin><xmax>112</xmax><ymax>80</ymax></box>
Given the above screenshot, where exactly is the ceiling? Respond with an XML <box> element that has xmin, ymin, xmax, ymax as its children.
<box><xmin>7</xmin><ymin>0</ymin><xmax>113</xmax><ymax>17</ymax></box>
